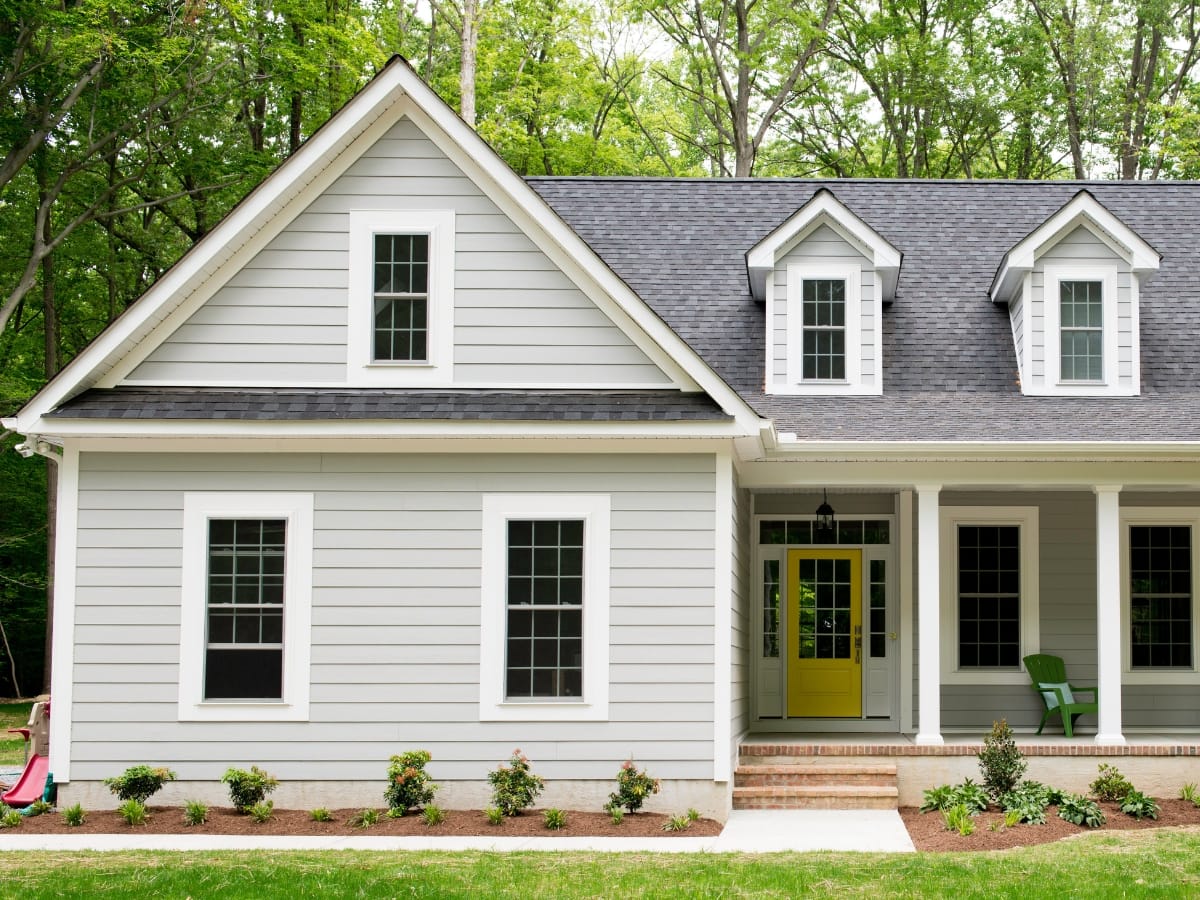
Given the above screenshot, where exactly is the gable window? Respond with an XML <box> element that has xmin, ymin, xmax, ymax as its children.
<box><xmin>373</xmin><ymin>234</ymin><xmax>429</xmax><ymax>362</ymax></box>
<box><xmin>1129</xmin><ymin>525</ymin><xmax>1193</xmax><ymax>669</ymax></box>
<box><xmin>348</xmin><ymin>209</ymin><xmax>454</xmax><ymax>385</ymax></box>
<box><xmin>1040</xmin><ymin>263</ymin><xmax>1120</xmax><ymax>392</ymax></box>
<box><xmin>785</xmin><ymin>262</ymin><xmax>864</xmax><ymax>392</ymax></box>
<box><xmin>179</xmin><ymin>493</ymin><xmax>313</xmax><ymax>721</ymax></box>
<box><xmin>1059</xmin><ymin>280</ymin><xmax>1103</xmax><ymax>382</ymax></box>
<box><xmin>481</xmin><ymin>494</ymin><xmax>610</xmax><ymax>721</ymax></box>
<box><xmin>940</xmin><ymin>507</ymin><xmax>1039</xmax><ymax>684</ymax></box>
<box><xmin>802</xmin><ymin>279</ymin><xmax>846</xmax><ymax>381</ymax></box>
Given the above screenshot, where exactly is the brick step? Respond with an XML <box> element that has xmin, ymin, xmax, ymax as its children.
<box><xmin>735</xmin><ymin>763</ymin><xmax>896</xmax><ymax>788</ymax></box>
<box><xmin>732</xmin><ymin>785</ymin><xmax>899</xmax><ymax>811</ymax></box>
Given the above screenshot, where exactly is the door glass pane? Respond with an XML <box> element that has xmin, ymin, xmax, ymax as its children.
<box><xmin>798</xmin><ymin>557</ymin><xmax>853</xmax><ymax>660</ymax></box>
<box><xmin>762</xmin><ymin>559</ymin><xmax>780</xmax><ymax>657</ymax></box>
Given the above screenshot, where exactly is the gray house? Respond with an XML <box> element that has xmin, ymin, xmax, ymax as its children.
<box><xmin>10</xmin><ymin>57</ymin><xmax>1200</xmax><ymax>815</ymax></box>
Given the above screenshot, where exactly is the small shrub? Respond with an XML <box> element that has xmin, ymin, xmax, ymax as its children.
<box><xmin>920</xmin><ymin>784</ymin><xmax>958</xmax><ymax>813</ymax></box>
<box><xmin>686</xmin><ymin>807</ymin><xmax>700</xmax><ymax>823</ymax></box>
<box><xmin>485</xmin><ymin>806</ymin><xmax>504</xmax><ymax>825</ymax></box>
<box><xmin>920</xmin><ymin>780</ymin><xmax>989</xmax><ymax>814</ymax></box>
<box><xmin>487</xmin><ymin>749</ymin><xmax>544</xmax><ymax>816</ymax></box>
<box><xmin>1000</xmin><ymin>780</ymin><xmax>1057</xmax><ymax>825</ymax></box>
<box><xmin>1120</xmin><ymin>789</ymin><xmax>1160</xmax><ymax>820</ymax></box>
<box><xmin>384</xmin><ymin>750</ymin><xmax>438</xmax><ymax>813</ymax></box>
<box><xmin>543</xmin><ymin>808</ymin><xmax>567</xmax><ymax>830</ymax></box>
<box><xmin>1058</xmin><ymin>793</ymin><xmax>1106</xmax><ymax>828</ymax></box>
<box><xmin>27</xmin><ymin>799</ymin><xmax>52</xmax><ymax>817</ymax></box>
<box><xmin>385</xmin><ymin>807</ymin><xmax>405</xmax><ymax>819</ymax></box>
<box><xmin>118</xmin><ymin>799</ymin><xmax>147</xmax><ymax>826</ymax></box>
<box><xmin>1090</xmin><ymin>763</ymin><xmax>1135</xmax><ymax>802</ymax></box>
<box><xmin>421</xmin><ymin>804</ymin><xmax>445</xmax><ymax>826</ymax></box>
<box><xmin>183</xmin><ymin>800</ymin><xmax>208</xmax><ymax>826</ymax></box>
<box><xmin>0</xmin><ymin>809</ymin><xmax>21</xmax><ymax>829</ymax></box>
<box><xmin>349</xmin><ymin>808</ymin><xmax>380</xmax><ymax>829</ymax></box>
<box><xmin>607</xmin><ymin>804</ymin><xmax>625</xmax><ymax>826</ymax></box>
<box><xmin>221</xmin><ymin>766</ymin><xmax>278</xmax><ymax>813</ymax></box>
<box><xmin>62</xmin><ymin>803</ymin><xmax>86</xmax><ymax>827</ymax></box>
<box><xmin>104</xmin><ymin>765</ymin><xmax>177</xmax><ymax>804</ymax></box>
<box><xmin>1180</xmin><ymin>782</ymin><xmax>1199</xmax><ymax>805</ymax></box>
<box><xmin>1003</xmin><ymin>808</ymin><xmax>1023</xmax><ymax>828</ymax></box>
<box><xmin>978</xmin><ymin>719</ymin><xmax>1027</xmax><ymax>800</ymax></box>
<box><xmin>942</xmin><ymin>803</ymin><xmax>975</xmax><ymax>836</ymax></box>
<box><xmin>309</xmin><ymin>807</ymin><xmax>333</xmax><ymax>822</ymax></box>
<box><xmin>608</xmin><ymin>760</ymin><xmax>661</xmax><ymax>813</ymax></box>
<box><xmin>248</xmin><ymin>801</ymin><xmax>274</xmax><ymax>823</ymax></box>
<box><xmin>662</xmin><ymin>814</ymin><xmax>692</xmax><ymax>832</ymax></box>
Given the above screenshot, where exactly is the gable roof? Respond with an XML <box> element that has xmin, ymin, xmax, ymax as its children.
<box><xmin>530</xmin><ymin>177</ymin><xmax>1200</xmax><ymax>444</ymax></box>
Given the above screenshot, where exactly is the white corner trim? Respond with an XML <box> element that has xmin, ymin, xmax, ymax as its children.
<box><xmin>781</xmin><ymin>262</ymin><xmax>880</xmax><ymax>395</ymax></box>
<box><xmin>347</xmin><ymin>209</ymin><xmax>455</xmax><ymax>386</ymax></box>
<box><xmin>938</xmin><ymin>506</ymin><xmax>1040</xmax><ymax>685</ymax></box>
<box><xmin>1035</xmin><ymin>263</ymin><xmax>1129</xmax><ymax>396</ymax></box>
<box><xmin>479</xmin><ymin>493</ymin><xmax>610</xmax><ymax>722</ymax></box>
<box><xmin>178</xmin><ymin>492</ymin><xmax>313</xmax><ymax>722</ymax></box>
<box><xmin>48</xmin><ymin>443</ymin><xmax>79</xmax><ymax>783</ymax></box>
<box><xmin>713</xmin><ymin>452</ymin><xmax>733</xmax><ymax>782</ymax></box>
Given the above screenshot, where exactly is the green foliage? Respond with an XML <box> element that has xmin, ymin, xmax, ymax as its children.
<box><xmin>385</xmin><ymin>807</ymin><xmax>405</xmax><ymax>819</ymax></box>
<box><xmin>103</xmin><ymin>765</ymin><xmax>177</xmax><ymax>803</ymax></box>
<box><xmin>248</xmin><ymin>801</ymin><xmax>274</xmax><ymax>824</ymax></box>
<box><xmin>0</xmin><ymin>808</ymin><xmax>21</xmax><ymax>828</ymax></box>
<box><xmin>1000</xmin><ymin>780</ymin><xmax>1059</xmax><ymax>825</ymax></box>
<box><xmin>309</xmin><ymin>808</ymin><xmax>333</xmax><ymax>822</ymax></box>
<box><xmin>1003</xmin><ymin>809</ymin><xmax>1023</xmax><ymax>829</ymax></box>
<box><xmin>1058</xmin><ymin>793</ymin><xmax>1106</xmax><ymax>828</ymax></box>
<box><xmin>383</xmin><ymin>750</ymin><xmax>438</xmax><ymax>812</ymax></box>
<box><xmin>485</xmin><ymin>806</ymin><xmax>504</xmax><ymax>826</ymax></box>
<box><xmin>349</xmin><ymin>808</ymin><xmax>379</xmax><ymax>829</ymax></box>
<box><xmin>607</xmin><ymin>804</ymin><xmax>624</xmax><ymax>825</ymax></box>
<box><xmin>608</xmin><ymin>760</ymin><xmax>660</xmax><ymax>813</ymax></box>
<box><xmin>183</xmin><ymin>800</ymin><xmax>208</xmax><ymax>826</ymax></box>
<box><xmin>421</xmin><ymin>804</ymin><xmax>445</xmax><ymax>827</ymax></box>
<box><xmin>1090</xmin><ymin>764</ymin><xmax>1135</xmax><ymax>802</ymax></box>
<box><xmin>978</xmin><ymin>720</ymin><xmax>1027</xmax><ymax>800</ymax></box>
<box><xmin>1181</xmin><ymin>783</ymin><xmax>1200</xmax><ymax>806</ymax></box>
<box><xmin>1120</xmin><ymin>790</ymin><xmax>1160</xmax><ymax>820</ymax></box>
<box><xmin>27</xmin><ymin>799</ymin><xmax>52</xmax><ymax>816</ymax></box>
<box><xmin>221</xmin><ymin>766</ymin><xmax>278</xmax><ymax>813</ymax></box>
<box><xmin>920</xmin><ymin>779</ymin><xmax>989</xmax><ymax>814</ymax></box>
<box><xmin>661</xmin><ymin>814</ymin><xmax>692</xmax><ymax>832</ymax></box>
<box><xmin>117</xmin><ymin>799</ymin><xmax>147</xmax><ymax>826</ymax></box>
<box><xmin>487</xmin><ymin>749</ymin><xmax>544</xmax><ymax>817</ymax></box>
<box><xmin>62</xmin><ymin>803</ymin><xmax>86</xmax><ymax>827</ymax></box>
<box><xmin>941</xmin><ymin>804</ymin><xmax>975</xmax><ymax>836</ymax></box>
<box><xmin>686</xmin><ymin>808</ymin><xmax>700</xmax><ymax>823</ymax></box>
<box><xmin>543</xmin><ymin>808</ymin><xmax>567</xmax><ymax>830</ymax></box>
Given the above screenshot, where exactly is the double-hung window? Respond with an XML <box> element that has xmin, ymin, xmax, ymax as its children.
<box><xmin>785</xmin><ymin>262</ymin><xmax>863</xmax><ymax>391</ymax></box>
<box><xmin>1042</xmin><ymin>264</ymin><xmax>1119</xmax><ymax>391</ymax></box>
<box><xmin>1122</xmin><ymin>510</ymin><xmax>1200</xmax><ymax>680</ymax></box>
<box><xmin>373</xmin><ymin>234</ymin><xmax>428</xmax><ymax>362</ymax></box>
<box><xmin>480</xmin><ymin>494</ymin><xmax>610</xmax><ymax>721</ymax></box>
<box><xmin>801</xmin><ymin>279</ymin><xmax>846</xmax><ymax>381</ymax></box>
<box><xmin>1059</xmin><ymin>280</ymin><xmax>1103</xmax><ymax>382</ymax></box>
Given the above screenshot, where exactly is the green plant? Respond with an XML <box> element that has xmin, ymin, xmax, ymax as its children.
<box><xmin>1180</xmin><ymin>782</ymin><xmax>1199</xmax><ymax>805</ymax></box>
<box><xmin>920</xmin><ymin>784</ymin><xmax>957</xmax><ymax>813</ymax></box>
<box><xmin>485</xmin><ymin>806</ymin><xmax>504</xmax><ymax>826</ymax></box>
<box><xmin>942</xmin><ymin>803</ymin><xmax>975</xmax><ymax>836</ymax></box>
<box><xmin>248</xmin><ymin>801</ymin><xmax>274</xmax><ymax>823</ymax></box>
<box><xmin>1120</xmin><ymin>789</ymin><xmax>1160</xmax><ymax>820</ymax></box>
<box><xmin>1000</xmin><ymin>780</ymin><xmax>1057</xmax><ymax>825</ymax></box>
<box><xmin>608</xmin><ymin>760</ymin><xmax>660</xmax><ymax>813</ymax></box>
<box><xmin>920</xmin><ymin>780</ymin><xmax>989</xmax><ymax>814</ymax></box>
<box><xmin>0</xmin><ymin>808</ymin><xmax>21</xmax><ymax>829</ymax></box>
<box><xmin>487</xmin><ymin>749</ymin><xmax>544</xmax><ymax>816</ymax></box>
<box><xmin>1058</xmin><ymin>793</ymin><xmax>1106</xmax><ymax>828</ymax></box>
<box><xmin>27</xmin><ymin>799</ymin><xmax>52</xmax><ymax>816</ymax></box>
<box><xmin>686</xmin><ymin>808</ymin><xmax>700</xmax><ymax>823</ymax></box>
<box><xmin>978</xmin><ymin>719</ymin><xmax>1027</xmax><ymax>800</ymax></box>
<box><xmin>607</xmin><ymin>804</ymin><xmax>624</xmax><ymax>825</ymax></box>
<box><xmin>118</xmin><ymin>799</ymin><xmax>147</xmax><ymax>826</ymax></box>
<box><xmin>543</xmin><ymin>808</ymin><xmax>567</xmax><ymax>830</ymax></box>
<box><xmin>62</xmin><ymin>803</ymin><xmax>86</xmax><ymax>827</ymax></box>
<box><xmin>349</xmin><ymin>808</ymin><xmax>380</xmax><ymax>829</ymax></box>
<box><xmin>662</xmin><ymin>814</ymin><xmax>692</xmax><ymax>832</ymax></box>
<box><xmin>1004</xmin><ymin>809</ymin><xmax>1023</xmax><ymax>828</ymax></box>
<box><xmin>383</xmin><ymin>750</ymin><xmax>439</xmax><ymax>813</ymax></box>
<box><xmin>183</xmin><ymin>800</ymin><xmax>208</xmax><ymax>826</ymax></box>
<box><xmin>421</xmin><ymin>804</ymin><xmax>445</xmax><ymax>826</ymax></box>
<box><xmin>103</xmin><ymin>765</ymin><xmax>177</xmax><ymax>804</ymax></box>
<box><xmin>221</xmin><ymin>766</ymin><xmax>278</xmax><ymax>813</ymax></box>
<box><xmin>1090</xmin><ymin>763</ymin><xmax>1135</xmax><ymax>802</ymax></box>
<box><xmin>309</xmin><ymin>807</ymin><xmax>333</xmax><ymax>822</ymax></box>
<box><xmin>386</xmin><ymin>807</ymin><xmax>405</xmax><ymax>819</ymax></box>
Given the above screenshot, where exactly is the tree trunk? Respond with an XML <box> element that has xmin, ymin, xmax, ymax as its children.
<box><xmin>460</xmin><ymin>0</ymin><xmax>478</xmax><ymax>127</ymax></box>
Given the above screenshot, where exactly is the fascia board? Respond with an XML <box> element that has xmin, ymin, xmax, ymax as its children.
<box><xmin>770</xmin><ymin>438</ymin><xmax>1200</xmax><ymax>458</ymax></box>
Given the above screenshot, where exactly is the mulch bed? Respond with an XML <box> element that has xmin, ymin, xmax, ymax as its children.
<box><xmin>1</xmin><ymin>806</ymin><xmax>722</xmax><ymax>838</ymax></box>
<box><xmin>900</xmin><ymin>799</ymin><xmax>1200</xmax><ymax>852</ymax></box>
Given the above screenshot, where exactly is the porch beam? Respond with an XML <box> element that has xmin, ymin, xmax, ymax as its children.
<box><xmin>915</xmin><ymin>484</ymin><xmax>944</xmax><ymax>746</ymax></box>
<box><xmin>1094</xmin><ymin>485</ymin><xmax>1125</xmax><ymax>745</ymax></box>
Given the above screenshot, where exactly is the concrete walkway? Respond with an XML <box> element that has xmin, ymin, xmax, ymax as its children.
<box><xmin>0</xmin><ymin>809</ymin><xmax>914</xmax><ymax>854</ymax></box>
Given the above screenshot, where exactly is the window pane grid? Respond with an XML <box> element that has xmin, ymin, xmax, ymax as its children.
<box><xmin>1130</xmin><ymin>525</ymin><xmax>1193</xmax><ymax>668</ymax></box>
<box><xmin>373</xmin><ymin>233</ymin><xmax>429</xmax><ymax>362</ymax></box>
<box><xmin>1060</xmin><ymin>280</ymin><xmax>1103</xmax><ymax>381</ymax></box>
<box><xmin>506</xmin><ymin>519</ymin><xmax>585</xmax><ymax>699</ymax></box>
<box><xmin>759</xmin><ymin>519</ymin><xmax>889</xmax><ymax>545</ymax></box>
<box><xmin>762</xmin><ymin>559</ymin><xmax>780</xmax><ymax>657</ymax></box>
<box><xmin>869</xmin><ymin>558</ymin><xmax>887</xmax><ymax>658</ymax></box>
<box><xmin>797</xmin><ymin>558</ymin><xmax>853</xmax><ymax>660</ymax></box>
<box><xmin>957</xmin><ymin>525</ymin><xmax>1020</xmax><ymax>667</ymax></box>
<box><xmin>801</xmin><ymin>279</ymin><xmax>846</xmax><ymax>380</ymax></box>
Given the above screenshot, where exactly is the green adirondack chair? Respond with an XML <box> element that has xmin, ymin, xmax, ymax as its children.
<box><xmin>1024</xmin><ymin>654</ymin><xmax>1099</xmax><ymax>738</ymax></box>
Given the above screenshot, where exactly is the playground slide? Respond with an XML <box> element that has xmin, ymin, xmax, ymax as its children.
<box><xmin>1</xmin><ymin>754</ymin><xmax>49</xmax><ymax>807</ymax></box>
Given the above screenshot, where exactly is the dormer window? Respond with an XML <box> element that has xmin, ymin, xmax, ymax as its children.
<box><xmin>786</xmin><ymin>263</ymin><xmax>862</xmax><ymax>388</ymax></box>
<box><xmin>802</xmin><ymin>278</ymin><xmax>846</xmax><ymax>380</ymax></box>
<box><xmin>1041</xmin><ymin>263</ymin><xmax>1119</xmax><ymax>389</ymax></box>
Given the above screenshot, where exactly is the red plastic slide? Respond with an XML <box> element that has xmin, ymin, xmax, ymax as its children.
<box><xmin>1</xmin><ymin>753</ymin><xmax>49</xmax><ymax>807</ymax></box>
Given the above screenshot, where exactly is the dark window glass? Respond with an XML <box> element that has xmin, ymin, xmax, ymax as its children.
<box><xmin>1130</xmin><ymin>526</ymin><xmax>1192</xmax><ymax>668</ymax></box>
<box><xmin>801</xmin><ymin>279</ymin><xmax>846</xmax><ymax>380</ymax></box>
<box><xmin>762</xmin><ymin>559</ymin><xmax>780</xmax><ymax>657</ymax></box>
<box><xmin>957</xmin><ymin>525</ymin><xmax>1020</xmax><ymax>667</ymax></box>
<box><xmin>373</xmin><ymin>233</ymin><xmax>429</xmax><ymax>362</ymax></box>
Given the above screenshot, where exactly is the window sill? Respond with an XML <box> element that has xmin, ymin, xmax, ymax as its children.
<box><xmin>178</xmin><ymin>701</ymin><xmax>309</xmax><ymax>723</ymax></box>
<box><xmin>366</xmin><ymin>361</ymin><xmax>434</xmax><ymax>368</ymax></box>
<box><xmin>479</xmin><ymin>700</ymin><xmax>608</xmax><ymax>722</ymax></box>
<box><xmin>1123</xmin><ymin>670</ymin><xmax>1200</xmax><ymax>685</ymax></box>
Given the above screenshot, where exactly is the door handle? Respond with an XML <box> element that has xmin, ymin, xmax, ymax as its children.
<box><xmin>854</xmin><ymin>625</ymin><xmax>862</xmax><ymax>663</ymax></box>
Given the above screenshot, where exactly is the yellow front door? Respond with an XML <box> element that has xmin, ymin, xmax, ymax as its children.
<box><xmin>786</xmin><ymin>549</ymin><xmax>862</xmax><ymax>717</ymax></box>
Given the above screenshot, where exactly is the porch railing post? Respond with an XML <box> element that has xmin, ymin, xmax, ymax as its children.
<box><xmin>1094</xmin><ymin>485</ymin><xmax>1125</xmax><ymax>745</ymax></box>
<box><xmin>915</xmin><ymin>484</ymin><xmax>943</xmax><ymax>746</ymax></box>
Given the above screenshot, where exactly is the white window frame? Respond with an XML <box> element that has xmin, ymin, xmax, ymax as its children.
<box><xmin>179</xmin><ymin>492</ymin><xmax>313</xmax><ymax>721</ymax></box>
<box><xmin>480</xmin><ymin>494</ymin><xmax>610</xmax><ymax>721</ymax></box>
<box><xmin>347</xmin><ymin>209</ymin><xmax>454</xmax><ymax>386</ymax></box>
<box><xmin>939</xmin><ymin>507</ymin><xmax>1040</xmax><ymax>685</ymax></box>
<box><xmin>1042</xmin><ymin>263</ymin><xmax>1120</xmax><ymax>394</ymax></box>
<box><xmin>783</xmin><ymin>262</ymin><xmax>877</xmax><ymax>395</ymax></box>
<box><xmin>1119</xmin><ymin>507</ymin><xmax>1200</xmax><ymax>685</ymax></box>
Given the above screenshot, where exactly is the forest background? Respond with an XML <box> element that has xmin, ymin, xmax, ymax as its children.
<box><xmin>2</xmin><ymin>0</ymin><xmax>1199</xmax><ymax>695</ymax></box>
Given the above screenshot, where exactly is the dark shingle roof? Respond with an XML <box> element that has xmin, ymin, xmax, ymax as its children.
<box><xmin>51</xmin><ymin>387</ymin><xmax>732</xmax><ymax>422</ymax></box>
<box><xmin>529</xmin><ymin>178</ymin><xmax>1200</xmax><ymax>441</ymax></box>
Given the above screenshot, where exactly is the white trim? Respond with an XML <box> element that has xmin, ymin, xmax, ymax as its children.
<box><xmin>898</xmin><ymin>490</ymin><xmax>914</xmax><ymax>734</ymax></box>
<box><xmin>782</xmin><ymin>262</ymin><xmax>879</xmax><ymax>395</ymax></box>
<box><xmin>1119</xmin><ymin>506</ymin><xmax>1200</xmax><ymax>685</ymax></box>
<box><xmin>178</xmin><ymin>492</ymin><xmax>313</xmax><ymax>721</ymax></box>
<box><xmin>113</xmin><ymin>379</ymin><xmax>683</xmax><ymax>391</ymax></box>
<box><xmin>1095</xmin><ymin>486</ymin><xmax>1125</xmax><ymax>744</ymax></box>
<box><xmin>347</xmin><ymin>209</ymin><xmax>455</xmax><ymax>385</ymax></box>
<box><xmin>48</xmin><ymin>443</ymin><xmax>79</xmax><ymax>783</ymax></box>
<box><xmin>938</xmin><ymin>506</ymin><xmax>1040</xmax><ymax>685</ymax></box>
<box><xmin>1038</xmin><ymin>264</ymin><xmax>1125</xmax><ymax>396</ymax></box>
<box><xmin>915</xmin><ymin>485</ymin><xmax>943</xmax><ymax>745</ymax></box>
<box><xmin>479</xmin><ymin>494</ymin><xmax>610</xmax><ymax>721</ymax></box>
<box><xmin>713</xmin><ymin>451</ymin><xmax>733</xmax><ymax>782</ymax></box>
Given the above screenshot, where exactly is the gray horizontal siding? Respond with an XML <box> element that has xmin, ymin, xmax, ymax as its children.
<box><xmin>126</xmin><ymin>117</ymin><xmax>668</xmax><ymax>387</ymax></box>
<box><xmin>70</xmin><ymin>450</ymin><xmax>717</xmax><ymax>782</ymax></box>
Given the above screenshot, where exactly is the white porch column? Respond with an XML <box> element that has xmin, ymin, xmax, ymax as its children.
<box><xmin>915</xmin><ymin>484</ymin><xmax>944</xmax><ymax>746</ymax></box>
<box><xmin>1094</xmin><ymin>485</ymin><xmax>1125</xmax><ymax>745</ymax></box>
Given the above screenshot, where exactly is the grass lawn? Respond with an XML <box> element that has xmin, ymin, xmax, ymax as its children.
<box><xmin>0</xmin><ymin>703</ymin><xmax>32</xmax><ymax>768</ymax></box>
<box><xmin>0</xmin><ymin>829</ymin><xmax>1198</xmax><ymax>898</ymax></box>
